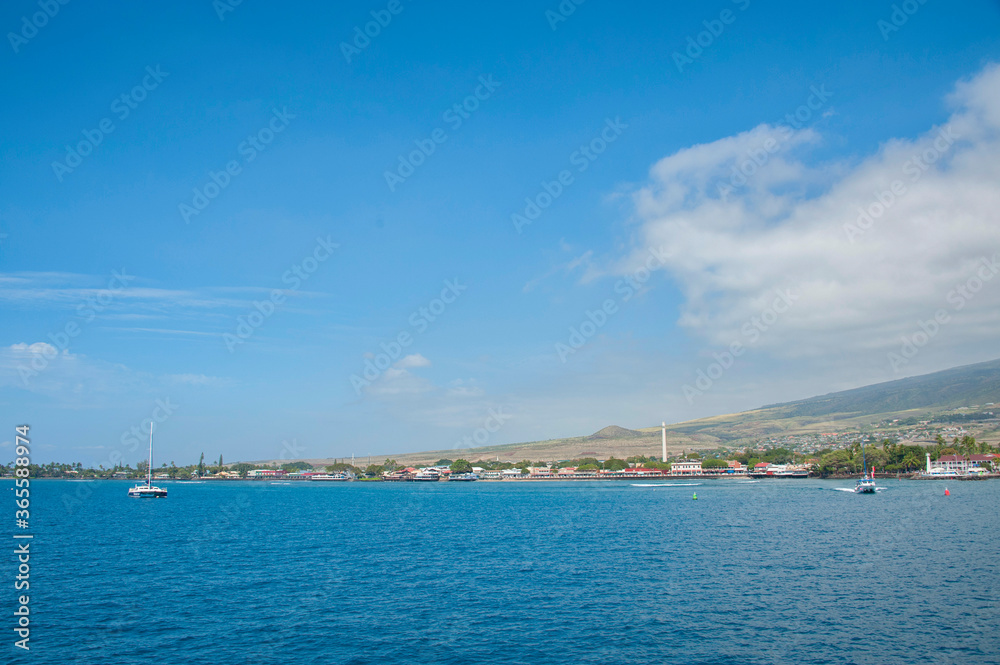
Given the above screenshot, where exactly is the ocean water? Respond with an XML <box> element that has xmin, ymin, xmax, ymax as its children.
<box><xmin>7</xmin><ymin>478</ymin><xmax>998</xmax><ymax>664</ymax></box>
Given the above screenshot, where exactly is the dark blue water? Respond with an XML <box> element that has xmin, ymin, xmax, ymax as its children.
<box><xmin>6</xmin><ymin>479</ymin><xmax>998</xmax><ymax>664</ymax></box>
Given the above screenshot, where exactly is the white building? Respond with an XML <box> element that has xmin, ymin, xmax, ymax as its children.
<box><xmin>930</xmin><ymin>454</ymin><xmax>996</xmax><ymax>474</ymax></box>
<box><xmin>671</xmin><ymin>459</ymin><xmax>703</xmax><ymax>475</ymax></box>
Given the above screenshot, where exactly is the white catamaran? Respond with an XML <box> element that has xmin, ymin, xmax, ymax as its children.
<box><xmin>854</xmin><ymin>440</ymin><xmax>877</xmax><ymax>494</ymax></box>
<box><xmin>128</xmin><ymin>423</ymin><xmax>168</xmax><ymax>498</ymax></box>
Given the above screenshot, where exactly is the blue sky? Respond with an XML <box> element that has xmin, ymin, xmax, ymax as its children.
<box><xmin>2</xmin><ymin>0</ymin><xmax>1000</xmax><ymax>465</ymax></box>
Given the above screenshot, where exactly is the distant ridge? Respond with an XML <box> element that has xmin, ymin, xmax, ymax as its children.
<box><xmin>588</xmin><ymin>425</ymin><xmax>644</xmax><ymax>439</ymax></box>
<box><xmin>763</xmin><ymin>358</ymin><xmax>1000</xmax><ymax>418</ymax></box>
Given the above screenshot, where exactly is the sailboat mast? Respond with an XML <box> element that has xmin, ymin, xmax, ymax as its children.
<box><xmin>148</xmin><ymin>423</ymin><xmax>153</xmax><ymax>487</ymax></box>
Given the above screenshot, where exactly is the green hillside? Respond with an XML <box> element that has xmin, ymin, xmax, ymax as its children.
<box><xmin>764</xmin><ymin>358</ymin><xmax>1000</xmax><ymax>418</ymax></box>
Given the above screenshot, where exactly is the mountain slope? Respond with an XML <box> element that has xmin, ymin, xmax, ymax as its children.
<box><xmin>765</xmin><ymin>358</ymin><xmax>1000</xmax><ymax>418</ymax></box>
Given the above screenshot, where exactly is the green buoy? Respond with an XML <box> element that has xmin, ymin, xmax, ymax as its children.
<box><xmin>693</xmin><ymin>492</ymin><xmax>697</xmax><ymax>500</ymax></box>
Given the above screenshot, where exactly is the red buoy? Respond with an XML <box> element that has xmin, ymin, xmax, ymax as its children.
<box><xmin>945</xmin><ymin>488</ymin><xmax>950</xmax><ymax>496</ymax></box>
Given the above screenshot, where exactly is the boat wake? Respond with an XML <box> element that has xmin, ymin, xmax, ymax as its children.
<box><xmin>631</xmin><ymin>483</ymin><xmax>703</xmax><ymax>487</ymax></box>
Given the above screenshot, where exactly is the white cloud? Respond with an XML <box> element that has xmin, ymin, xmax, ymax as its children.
<box><xmin>363</xmin><ymin>354</ymin><xmax>434</xmax><ymax>397</ymax></box>
<box><xmin>359</xmin><ymin>358</ymin><xmax>506</xmax><ymax>434</ymax></box>
<box><xmin>446</xmin><ymin>378</ymin><xmax>485</xmax><ymax>398</ymax></box>
<box><xmin>395</xmin><ymin>353</ymin><xmax>431</xmax><ymax>369</ymax></box>
<box><xmin>619</xmin><ymin>62</ymin><xmax>1000</xmax><ymax>366</ymax></box>
<box><xmin>0</xmin><ymin>342</ymin><xmax>144</xmax><ymax>397</ymax></box>
<box><xmin>9</xmin><ymin>342</ymin><xmax>63</xmax><ymax>357</ymax></box>
<box><xmin>0</xmin><ymin>343</ymin><xmax>227</xmax><ymax>399</ymax></box>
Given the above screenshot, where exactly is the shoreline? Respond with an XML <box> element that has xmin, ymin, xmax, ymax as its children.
<box><xmin>6</xmin><ymin>473</ymin><xmax>998</xmax><ymax>483</ymax></box>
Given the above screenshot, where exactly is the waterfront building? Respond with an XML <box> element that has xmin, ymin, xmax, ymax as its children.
<box><xmin>382</xmin><ymin>468</ymin><xmax>416</xmax><ymax>480</ymax></box>
<box><xmin>247</xmin><ymin>469</ymin><xmax>287</xmax><ymax>479</ymax></box>
<box><xmin>672</xmin><ymin>459</ymin><xmax>703</xmax><ymax>475</ymax></box>
<box><xmin>933</xmin><ymin>454</ymin><xmax>997</xmax><ymax>474</ymax></box>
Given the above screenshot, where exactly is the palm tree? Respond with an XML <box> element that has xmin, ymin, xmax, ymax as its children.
<box><xmin>958</xmin><ymin>436</ymin><xmax>975</xmax><ymax>468</ymax></box>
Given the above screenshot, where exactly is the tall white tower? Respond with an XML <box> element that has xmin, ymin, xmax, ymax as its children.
<box><xmin>926</xmin><ymin>452</ymin><xmax>931</xmax><ymax>474</ymax></box>
<box><xmin>662</xmin><ymin>422</ymin><xmax>667</xmax><ymax>462</ymax></box>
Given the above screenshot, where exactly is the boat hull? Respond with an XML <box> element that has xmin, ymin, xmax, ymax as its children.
<box><xmin>854</xmin><ymin>479</ymin><xmax>877</xmax><ymax>494</ymax></box>
<box><xmin>128</xmin><ymin>486</ymin><xmax>168</xmax><ymax>498</ymax></box>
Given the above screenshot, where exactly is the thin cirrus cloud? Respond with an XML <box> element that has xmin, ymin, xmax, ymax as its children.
<box><xmin>616</xmin><ymin>62</ymin><xmax>1000</xmax><ymax>365</ymax></box>
<box><xmin>522</xmin><ymin>249</ymin><xmax>595</xmax><ymax>293</ymax></box>
<box><xmin>0</xmin><ymin>273</ymin><xmax>331</xmax><ymax>321</ymax></box>
<box><xmin>166</xmin><ymin>373</ymin><xmax>229</xmax><ymax>386</ymax></box>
